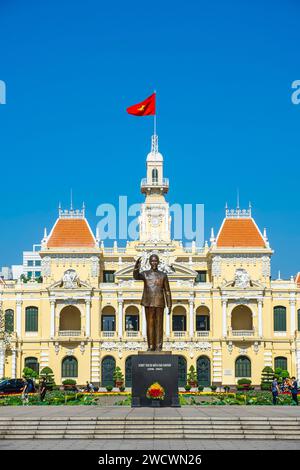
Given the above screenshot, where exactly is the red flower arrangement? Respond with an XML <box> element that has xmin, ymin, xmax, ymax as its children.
<box><xmin>146</xmin><ymin>382</ymin><xmax>165</xmax><ymax>400</ymax></box>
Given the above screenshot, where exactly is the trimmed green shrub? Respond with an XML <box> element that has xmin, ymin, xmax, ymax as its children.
<box><xmin>198</xmin><ymin>385</ymin><xmax>204</xmax><ymax>392</ymax></box>
<box><xmin>39</xmin><ymin>367</ymin><xmax>55</xmax><ymax>390</ymax></box>
<box><xmin>280</xmin><ymin>370</ymin><xmax>290</xmax><ymax>379</ymax></box>
<box><xmin>22</xmin><ymin>367</ymin><xmax>38</xmax><ymax>379</ymax></box>
<box><xmin>113</xmin><ymin>366</ymin><xmax>124</xmax><ymax>385</ymax></box>
<box><xmin>185</xmin><ymin>384</ymin><xmax>191</xmax><ymax>391</ymax></box>
<box><xmin>261</xmin><ymin>366</ymin><xmax>274</xmax><ymax>391</ymax></box>
<box><xmin>187</xmin><ymin>365</ymin><xmax>198</xmax><ymax>386</ymax></box>
<box><xmin>237</xmin><ymin>378</ymin><xmax>251</xmax><ymax>385</ymax></box>
<box><xmin>106</xmin><ymin>385</ymin><xmax>113</xmax><ymax>392</ymax></box>
<box><xmin>62</xmin><ymin>379</ymin><xmax>76</xmax><ymax>385</ymax></box>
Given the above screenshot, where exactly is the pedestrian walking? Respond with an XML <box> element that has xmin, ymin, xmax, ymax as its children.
<box><xmin>85</xmin><ymin>381</ymin><xmax>94</xmax><ymax>393</ymax></box>
<box><xmin>21</xmin><ymin>375</ymin><xmax>29</xmax><ymax>405</ymax></box>
<box><xmin>39</xmin><ymin>377</ymin><xmax>47</xmax><ymax>402</ymax></box>
<box><xmin>290</xmin><ymin>377</ymin><xmax>298</xmax><ymax>405</ymax></box>
<box><xmin>271</xmin><ymin>376</ymin><xmax>279</xmax><ymax>405</ymax></box>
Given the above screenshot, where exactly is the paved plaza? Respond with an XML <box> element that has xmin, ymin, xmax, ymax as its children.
<box><xmin>1</xmin><ymin>405</ymin><xmax>300</xmax><ymax>418</ymax></box>
<box><xmin>0</xmin><ymin>438</ymin><xmax>300</xmax><ymax>450</ymax></box>
<box><xmin>0</xmin><ymin>406</ymin><xmax>300</xmax><ymax>450</ymax></box>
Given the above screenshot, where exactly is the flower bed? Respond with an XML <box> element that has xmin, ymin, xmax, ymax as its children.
<box><xmin>0</xmin><ymin>390</ymin><xmax>297</xmax><ymax>406</ymax></box>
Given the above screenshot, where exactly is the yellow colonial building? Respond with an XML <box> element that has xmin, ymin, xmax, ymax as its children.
<box><xmin>1</xmin><ymin>134</ymin><xmax>300</xmax><ymax>388</ymax></box>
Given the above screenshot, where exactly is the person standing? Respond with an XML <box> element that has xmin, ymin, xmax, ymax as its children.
<box><xmin>290</xmin><ymin>377</ymin><xmax>298</xmax><ymax>405</ymax></box>
<box><xmin>85</xmin><ymin>381</ymin><xmax>94</xmax><ymax>393</ymax></box>
<box><xmin>271</xmin><ymin>376</ymin><xmax>279</xmax><ymax>405</ymax></box>
<box><xmin>21</xmin><ymin>376</ymin><xmax>29</xmax><ymax>405</ymax></box>
<box><xmin>39</xmin><ymin>377</ymin><xmax>47</xmax><ymax>402</ymax></box>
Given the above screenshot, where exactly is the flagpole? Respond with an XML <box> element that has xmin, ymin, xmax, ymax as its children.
<box><xmin>154</xmin><ymin>89</ymin><xmax>157</xmax><ymax>136</ymax></box>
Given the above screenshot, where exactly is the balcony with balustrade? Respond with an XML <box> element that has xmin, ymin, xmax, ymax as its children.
<box><xmin>141</xmin><ymin>177</ymin><xmax>169</xmax><ymax>194</ymax></box>
<box><xmin>101</xmin><ymin>331</ymin><xmax>116</xmax><ymax>339</ymax></box>
<box><xmin>227</xmin><ymin>305</ymin><xmax>257</xmax><ymax>341</ymax></box>
<box><xmin>57</xmin><ymin>329</ymin><xmax>86</xmax><ymax>341</ymax></box>
<box><xmin>57</xmin><ymin>305</ymin><xmax>85</xmax><ymax>341</ymax></box>
<box><xmin>196</xmin><ymin>330</ymin><xmax>210</xmax><ymax>338</ymax></box>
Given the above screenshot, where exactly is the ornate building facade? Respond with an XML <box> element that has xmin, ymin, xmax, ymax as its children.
<box><xmin>1</xmin><ymin>134</ymin><xmax>300</xmax><ymax>388</ymax></box>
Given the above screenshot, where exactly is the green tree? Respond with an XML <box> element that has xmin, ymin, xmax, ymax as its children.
<box><xmin>113</xmin><ymin>366</ymin><xmax>124</xmax><ymax>385</ymax></box>
<box><xmin>39</xmin><ymin>367</ymin><xmax>56</xmax><ymax>389</ymax></box>
<box><xmin>187</xmin><ymin>365</ymin><xmax>198</xmax><ymax>386</ymax></box>
<box><xmin>22</xmin><ymin>367</ymin><xmax>38</xmax><ymax>379</ymax></box>
<box><xmin>261</xmin><ymin>366</ymin><xmax>274</xmax><ymax>391</ymax></box>
<box><xmin>20</xmin><ymin>274</ymin><xmax>28</xmax><ymax>283</ymax></box>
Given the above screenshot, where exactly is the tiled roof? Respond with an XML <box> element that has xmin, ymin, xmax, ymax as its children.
<box><xmin>216</xmin><ymin>218</ymin><xmax>265</xmax><ymax>247</ymax></box>
<box><xmin>295</xmin><ymin>273</ymin><xmax>300</xmax><ymax>287</ymax></box>
<box><xmin>47</xmin><ymin>219</ymin><xmax>96</xmax><ymax>248</ymax></box>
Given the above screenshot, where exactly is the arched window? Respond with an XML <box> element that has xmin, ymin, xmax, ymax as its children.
<box><xmin>196</xmin><ymin>306</ymin><xmax>210</xmax><ymax>331</ymax></box>
<box><xmin>172</xmin><ymin>306</ymin><xmax>187</xmax><ymax>332</ymax></box>
<box><xmin>235</xmin><ymin>356</ymin><xmax>251</xmax><ymax>378</ymax></box>
<box><xmin>25</xmin><ymin>357</ymin><xmax>39</xmax><ymax>374</ymax></box>
<box><xmin>197</xmin><ymin>356</ymin><xmax>211</xmax><ymax>387</ymax></box>
<box><xmin>274</xmin><ymin>306</ymin><xmax>286</xmax><ymax>332</ymax></box>
<box><xmin>59</xmin><ymin>305</ymin><xmax>81</xmax><ymax>332</ymax></box>
<box><xmin>101</xmin><ymin>356</ymin><xmax>116</xmax><ymax>387</ymax></box>
<box><xmin>125</xmin><ymin>306</ymin><xmax>140</xmax><ymax>332</ymax></box>
<box><xmin>178</xmin><ymin>356</ymin><xmax>187</xmax><ymax>387</ymax></box>
<box><xmin>5</xmin><ymin>309</ymin><xmax>14</xmax><ymax>333</ymax></box>
<box><xmin>231</xmin><ymin>305</ymin><xmax>253</xmax><ymax>331</ymax></box>
<box><xmin>125</xmin><ymin>356</ymin><xmax>133</xmax><ymax>387</ymax></box>
<box><xmin>101</xmin><ymin>306</ymin><xmax>116</xmax><ymax>332</ymax></box>
<box><xmin>62</xmin><ymin>356</ymin><xmax>78</xmax><ymax>378</ymax></box>
<box><xmin>275</xmin><ymin>357</ymin><xmax>288</xmax><ymax>371</ymax></box>
<box><xmin>25</xmin><ymin>306</ymin><xmax>38</xmax><ymax>332</ymax></box>
<box><xmin>152</xmin><ymin>168</ymin><xmax>158</xmax><ymax>183</ymax></box>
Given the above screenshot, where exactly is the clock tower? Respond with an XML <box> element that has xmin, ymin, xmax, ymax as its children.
<box><xmin>139</xmin><ymin>134</ymin><xmax>171</xmax><ymax>243</ymax></box>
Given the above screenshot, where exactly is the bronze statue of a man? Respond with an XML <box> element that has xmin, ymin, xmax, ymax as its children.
<box><xmin>133</xmin><ymin>254</ymin><xmax>172</xmax><ymax>351</ymax></box>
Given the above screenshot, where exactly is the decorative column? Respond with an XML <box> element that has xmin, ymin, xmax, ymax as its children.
<box><xmin>50</xmin><ymin>299</ymin><xmax>56</xmax><ymax>338</ymax></box>
<box><xmin>189</xmin><ymin>298</ymin><xmax>195</xmax><ymax>337</ymax></box>
<box><xmin>85</xmin><ymin>299</ymin><xmax>91</xmax><ymax>337</ymax></box>
<box><xmin>290</xmin><ymin>296</ymin><xmax>296</xmax><ymax>336</ymax></box>
<box><xmin>16</xmin><ymin>298</ymin><xmax>22</xmax><ymax>337</ymax></box>
<box><xmin>142</xmin><ymin>306</ymin><xmax>146</xmax><ymax>338</ymax></box>
<box><xmin>296</xmin><ymin>341</ymin><xmax>300</xmax><ymax>383</ymax></box>
<box><xmin>258</xmin><ymin>299</ymin><xmax>263</xmax><ymax>337</ymax></box>
<box><xmin>222</xmin><ymin>299</ymin><xmax>227</xmax><ymax>337</ymax></box>
<box><xmin>11</xmin><ymin>349</ymin><xmax>17</xmax><ymax>379</ymax></box>
<box><xmin>118</xmin><ymin>297</ymin><xmax>123</xmax><ymax>338</ymax></box>
<box><xmin>0</xmin><ymin>346</ymin><xmax>5</xmax><ymax>378</ymax></box>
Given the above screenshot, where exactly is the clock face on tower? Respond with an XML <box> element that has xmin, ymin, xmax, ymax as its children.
<box><xmin>151</xmin><ymin>216</ymin><xmax>160</xmax><ymax>227</ymax></box>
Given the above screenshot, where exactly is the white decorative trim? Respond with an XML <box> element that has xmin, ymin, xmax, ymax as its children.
<box><xmin>41</xmin><ymin>256</ymin><xmax>51</xmax><ymax>277</ymax></box>
<box><xmin>91</xmin><ymin>257</ymin><xmax>99</xmax><ymax>278</ymax></box>
<box><xmin>212</xmin><ymin>256</ymin><xmax>221</xmax><ymax>277</ymax></box>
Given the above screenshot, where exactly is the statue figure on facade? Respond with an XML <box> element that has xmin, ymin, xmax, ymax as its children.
<box><xmin>60</xmin><ymin>269</ymin><xmax>80</xmax><ymax>289</ymax></box>
<box><xmin>133</xmin><ymin>254</ymin><xmax>172</xmax><ymax>351</ymax></box>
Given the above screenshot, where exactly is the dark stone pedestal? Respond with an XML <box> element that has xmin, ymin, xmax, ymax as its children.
<box><xmin>131</xmin><ymin>353</ymin><xmax>180</xmax><ymax>407</ymax></box>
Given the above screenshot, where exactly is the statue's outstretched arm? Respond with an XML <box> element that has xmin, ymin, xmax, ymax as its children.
<box><xmin>133</xmin><ymin>257</ymin><xmax>144</xmax><ymax>281</ymax></box>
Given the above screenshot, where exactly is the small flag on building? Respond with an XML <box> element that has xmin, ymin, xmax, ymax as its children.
<box><xmin>126</xmin><ymin>93</ymin><xmax>156</xmax><ymax>116</ymax></box>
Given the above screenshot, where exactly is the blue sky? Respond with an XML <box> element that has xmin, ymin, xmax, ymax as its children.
<box><xmin>0</xmin><ymin>0</ymin><xmax>299</xmax><ymax>277</ymax></box>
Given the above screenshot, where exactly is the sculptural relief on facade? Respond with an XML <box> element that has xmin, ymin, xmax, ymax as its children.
<box><xmin>138</xmin><ymin>251</ymin><xmax>175</xmax><ymax>274</ymax></box>
<box><xmin>41</xmin><ymin>256</ymin><xmax>51</xmax><ymax>277</ymax></box>
<box><xmin>90</xmin><ymin>256</ymin><xmax>99</xmax><ymax>278</ymax></box>
<box><xmin>212</xmin><ymin>256</ymin><xmax>221</xmax><ymax>277</ymax></box>
<box><xmin>60</xmin><ymin>269</ymin><xmax>81</xmax><ymax>289</ymax></box>
<box><xmin>234</xmin><ymin>268</ymin><xmax>250</xmax><ymax>288</ymax></box>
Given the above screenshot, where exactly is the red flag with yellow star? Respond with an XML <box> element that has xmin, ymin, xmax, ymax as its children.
<box><xmin>126</xmin><ymin>93</ymin><xmax>156</xmax><ymax>116</ymax></box>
